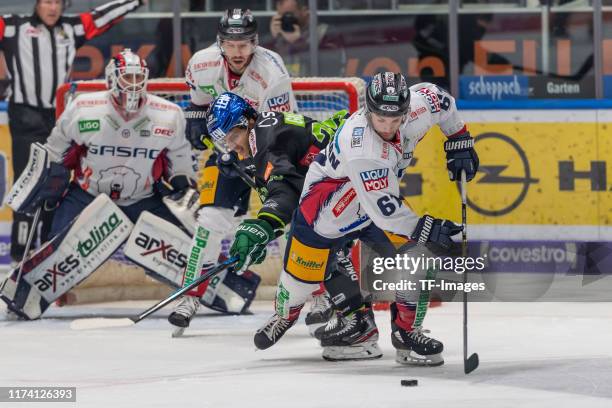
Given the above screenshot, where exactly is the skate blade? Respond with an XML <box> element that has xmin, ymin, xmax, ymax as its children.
<box><xmin>322</xmin><ymin>341</ymin><xmax>383</xmax><ymax>361</ymax></box>
<box><xmin>172</xmin><ymin>327</ymin><xmax>186</xmax><ymax>338</ymax></box>
<box><xmin>395</xmin><ymin>350</ymin><xmax>444</xmax><ymax>367</ymax></box>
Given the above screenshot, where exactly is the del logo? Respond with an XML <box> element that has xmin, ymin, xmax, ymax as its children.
<box><xmin>134</xmin><ymin>232</ymin><xmax>187</xmax><ymax>269</ymax></box>
<box><xmin>268</xmin><ymin>92</ymin><xmax>290</xmax><ymax>111</ymax></box>
<box><xmin>360</xmin><ymin>168</ymin><xmax>389</xmax><ymax>191</ymax></box>
<box><xmin>77</xmin><ymin>212</ymin><xmax>123</xmax><ymax>257</ymax></box>
<box><xmin>78</xmin><ymin>119</ymin><xmax>100</xmax><ymax>133</ymax></box>
<box><xmin>153</xmin><ymin>127</ymin><xmax>175</xmax><ymax>137</ymax></box>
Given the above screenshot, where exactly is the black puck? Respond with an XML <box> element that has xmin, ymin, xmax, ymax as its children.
<box><xmin>401</xmin><ymin>379</ymin><xmax>418</xmax><ymax>387</ymax></box>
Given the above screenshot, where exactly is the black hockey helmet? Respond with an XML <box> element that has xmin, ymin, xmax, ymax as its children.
<box><xmin>365</xmin><ymin>72</ymin><xmax>410</xmax><ymax>117</ymax></box>
<box><xmin>218</xmin><ymin>9</ymin><xmax>258</xmax><ymax>43</ymax></box>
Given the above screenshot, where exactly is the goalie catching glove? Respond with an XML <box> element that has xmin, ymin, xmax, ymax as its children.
<box><xmin>444</xmin><ymin>132</ymin><xmax>479</xmax><ymax>182</ymax></box>
<box><xmin>230</xmin><ymin>219</ymin><xmax>279</xmax><ymax>274</ymax></box>
<box><xmin>411</xmin><ymin>215</ymin><xmax>463</xmax><ymax>251</ymax></box>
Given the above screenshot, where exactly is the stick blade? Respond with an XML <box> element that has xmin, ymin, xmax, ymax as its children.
<box><xmin>464</xmin><ymin>353</ymin><xmax>479</xmax><ymax>374</ymax></box>
<box><xmin>70</xmin><ymin>317</ymin><xmax>135</xmax><ymax>330</ymax></box>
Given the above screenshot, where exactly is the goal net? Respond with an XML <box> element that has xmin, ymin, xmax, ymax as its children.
<box><xmin>53</xmin><ymin>77</ymin><xmax>366</xmax><ymax>305</ymax></box>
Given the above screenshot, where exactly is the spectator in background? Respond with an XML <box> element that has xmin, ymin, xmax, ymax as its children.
<box><xmin>268</xmin><ymin>0</ymin><xmax>344</xmax><ymax>76</ymax></box>
<box><xmin>0</xmin><ymin>0</ymin><xmax>144</xmax><ymax>265</ymax></box>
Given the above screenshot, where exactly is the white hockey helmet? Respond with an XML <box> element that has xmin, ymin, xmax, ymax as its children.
<box><xmin>105</xmin><ymin>49</ymin><xmax>149</xmax><ymax>113</ymax></box>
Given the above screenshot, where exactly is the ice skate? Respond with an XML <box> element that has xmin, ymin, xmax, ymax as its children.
<box><xmin>254</xmin><ymin>307</ymin><xmax>301</xmax><ymax>350</ymax></box>
<box><xmin>390</xmin><ymin>303</ymin><xmax>443</xmax><ymax>366</ymax></box>
<box><xmin>168</xmin><ymin>295</ymin><xmax>200</xmax><ymax>331</ymax></box>
<box><xmin>305</xmin><ymin>291</ymin><xmax>334</xmax><ymax>337</ymax></box>
<box><xmin>316</xmin><ymin>307</ymin><xmax>382</xmax><ymax>361</ymax></box>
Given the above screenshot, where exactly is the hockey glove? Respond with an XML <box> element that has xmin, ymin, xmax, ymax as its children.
<box><xmin>444</xmin><ymin>132</ymin><xmax>479</xmax><ymax>182</ymax></box>
<box><xmin>216</xmin><ymin>150</ymin><xmax>241</xmax><ymax>179</ymax></box>
<box><xmin>411</xmin><ymin>215</ymin><xmax>463</xmax><ymax>251</ymax></box>
<box><xmin>230</xmin><ymin>219</ymin><xmax>275</xmax><ymax>274</ymax></box>
<box><xmin>184</xmin><ymin>103</ymin><xmax>209</xmax><ymax>150</ymax></box>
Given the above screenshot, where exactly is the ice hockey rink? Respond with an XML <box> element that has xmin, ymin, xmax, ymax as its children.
<box><xmin>2</xmin><ymin>300</ymin><xmax>611</xmax><ymax>408</ymax></box>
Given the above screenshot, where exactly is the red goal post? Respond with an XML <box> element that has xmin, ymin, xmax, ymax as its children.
<box><xmin>55</xmin><ymin>77</ymin><xmax>366</xmax><ymax>120</ymax></box>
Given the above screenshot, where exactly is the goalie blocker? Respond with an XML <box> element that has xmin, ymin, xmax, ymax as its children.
<box><xmin>0</xmin><ymin>194</ymin><xmax>132</xmax><ymax>320</ymax></box>
<box><xmin>4</xmin><ymin>143</ymin><xmax>70</xmax><ymax>215</ymax></box>
<box><xmin>124</xmin><ymin>211</ymin><xmax>260</xmax><ymax>315</ymax></box>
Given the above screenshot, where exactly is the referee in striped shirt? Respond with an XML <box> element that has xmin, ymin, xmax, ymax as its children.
<box><xmin>0</xmin><ymin>0</ymin><xmax>144</xmax><ymax>263</ymax></box>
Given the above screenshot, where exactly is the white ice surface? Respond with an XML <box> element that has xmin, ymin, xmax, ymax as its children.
<box><xmin>1</xmin><ymin>301</ymin><xmax>611</xmax><ymax>408</ymax></box>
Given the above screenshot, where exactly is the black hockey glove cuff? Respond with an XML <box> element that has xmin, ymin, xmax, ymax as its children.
<box><xmin>411</xmin><ymin>215</ymin><xmax>463</xmax><ymax>251</ymax></box>
<box><xmin>444</xmin><ymin>132</ymin><xmax>479</xmax><ymax>182</ymax></box>
<box><xmin>184</xmin><ymin>103</ymin><xmax>209</xmax><ymax>150</ymax></box>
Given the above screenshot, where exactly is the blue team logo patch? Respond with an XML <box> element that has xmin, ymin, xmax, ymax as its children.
<box><xmin>360</xmin><ymin>168</ymin><xmax>389</xmax><ymax>192</ymax></box>
<box><xmin>267</xmin><ymin>92</ymin><xmax>290</xmax><ymax>112</ymax></box>
<box><xmin>351</xmin><ymin>127</ymin><xmax>364</xmax><ymax>148</ymax></box>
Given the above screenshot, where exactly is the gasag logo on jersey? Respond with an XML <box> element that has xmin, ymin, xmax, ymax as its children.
<box><xmin>78</xmin><ymin>119</ymin><xmax>101</xmax><ymax>133</ymax></box>
<box><xmin>134</xmin><ymin>232</ymin><xmax>188</xmax><ymax>269</ymax></box>
<box><xmin>153</xmin><ymin>126</ymin><xmax>175</xmax><ymax>137</ymax></box>
<box><xmin>351</xmin><ymin>127</ymin><xmax>364</xmax><ymax>148</ymax></box>
<box><xmin>88</xmin><ymin>145</ymin><xmax>161</xmax><ymax>159</ymax></box>
<box><xmin>360</xmin><ymin>168</ymin><xmax>389</xmax><ymax>191</ymax></box>
<box><xmin>268</xmin><ymin>92</ymin><xmax>291</xmax><ymax>112</ymax></box>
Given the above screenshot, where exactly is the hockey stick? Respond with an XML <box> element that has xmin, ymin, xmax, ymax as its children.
<box><xmin>460</xmin><ymin>170</ymin><xmax>479</xmax><ymax>374</ymax></box>
<box><xmin>70</xmin><ymin>256</ymin><xmax>238</xmax><ymax>330</ymax></box>
<box><xmin>14</xmin><ymin>206</ymin><xmax>42</xmax><ymax>286</ymax></box>
<box><xmin>202</xmin><ymin>138</ymin><xmax>266</xmax><ymax>203</ymax></box>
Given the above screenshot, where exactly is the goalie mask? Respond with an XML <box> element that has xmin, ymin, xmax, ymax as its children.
<box><xmin>105</xmin><ymin>49</ymin><xmax>149</xmax><ymax>113</ymax></box>
<box><xmin>206</xmin><ymin>92</ymin><xmax>257</xmax><ymax>153</ymax></box>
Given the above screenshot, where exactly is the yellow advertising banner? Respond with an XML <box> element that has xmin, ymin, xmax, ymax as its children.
<box><xmin>0</xmin><ymin>122</ymin><xmax>13</xmax><ymax>224</ymax></box>
<box><xmin>403</xmin><ymin>121</ymin><xmax>608</xmax><ymax>227</ymax></box>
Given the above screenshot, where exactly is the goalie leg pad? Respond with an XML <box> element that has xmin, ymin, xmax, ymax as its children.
<box><xmin>0</xmin><ymin>194</ymin><xmax>133</xmax><ymax>319</ymax></box>
<box><xmin>124</xmin><ymin>210</ymin><xmax>259</xmax><ymax>315</ymax></box>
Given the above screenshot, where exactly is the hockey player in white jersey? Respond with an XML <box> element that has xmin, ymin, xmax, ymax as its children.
<box><xmin>243</xmin><ymin>72</ymin><xmax>479</xmax><ymax>364</ymax></box>
<box><xmin>0</xmin><ymin>49</ymin><xmax>197</xmax><ymax>320</ymax></box>
<box><xmin>46</xmin><ymin>49</ymin><xmax>197</xmax><ymax>234</ymax></box>
<box><xmin>167</xmin><ymin>8</ymin><xmax>303</xmax><ymax>329</ymax></box>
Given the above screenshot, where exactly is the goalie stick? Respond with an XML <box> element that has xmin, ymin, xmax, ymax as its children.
<box><xmin>70</xmin><ymin>256</ymin><xmax>238</xmax><ymax>330</ymax></box>
<box><xmin>461</xmin><ymin>170</ymin><xmax>479</xmax><ymax>374</ymax></box>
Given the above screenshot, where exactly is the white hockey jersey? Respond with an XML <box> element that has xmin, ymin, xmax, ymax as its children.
<box><xmin>45</xmin><ymin>91</ymin><xmax>197</xmax><ymax>206</ymax></box>
<box><xmin>185</xmin><ymin>44</ymin><xmax>297</xmax><ymax>112</ymax></box>
<box><xmin>299</xmin><ymin>83</ymin><xmax>467</xmax><ymax>239</ymax></box>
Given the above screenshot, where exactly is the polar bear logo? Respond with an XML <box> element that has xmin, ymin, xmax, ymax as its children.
<box><xmin>98</xmin><ymin>166</ymin><xmax>141</xmax><ymax>200</ymax></box>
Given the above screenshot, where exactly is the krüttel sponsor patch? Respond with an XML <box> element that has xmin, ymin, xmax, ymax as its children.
<box><xmin>286</xmin><ymin>237</ymin><xmax>329</xmax><ymax>282</ymax></box>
